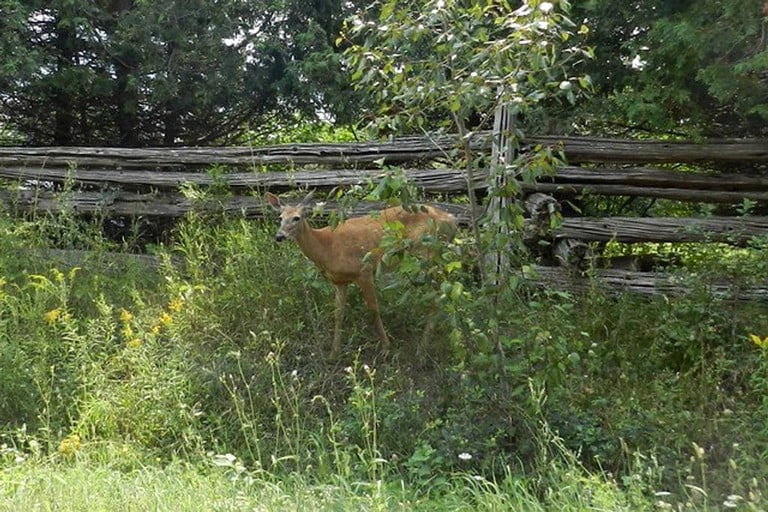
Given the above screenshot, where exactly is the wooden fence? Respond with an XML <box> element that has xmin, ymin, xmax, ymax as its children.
<box><xmin>1</xmin><ymin>134</ymin><xmax>767</xmax><ymax>300</ymax></box>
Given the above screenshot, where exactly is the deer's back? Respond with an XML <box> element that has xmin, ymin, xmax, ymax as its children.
<box><xmin>314</xmin><ymin>205</ymin><xmax>456</xmax><ymax>284</ymax></box>
<box><xmin>378</xmin><ymin>205</ymin><xmax>457</xmax><ymax>240</ymax></box>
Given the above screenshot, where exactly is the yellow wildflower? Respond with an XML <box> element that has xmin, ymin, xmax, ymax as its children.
<box><xmin>44</xmin><ymin>308</ymin><xmax>63</xmax><ymax>325</ymax></box>
<box><xmin>122</xmin><ymin>325</ymin><xmax>134</xmax><ymax>339</ymax></box>
<box><xmin>159</xmin><ymin>312</ymin><xmax>173</xmax><ymax>326</ymax></box>
<box><xmin>119</xmin><ymin>308</ymin><xmax>134</xmax><ymax>323</ymax></box>
<box><xmin>168</xmin><ymin>297</ymin><xmax>184</xmax><ymax>313</ymax></box>
<box><xmin>51</xmin><ymin>268</ymin><xmax>65</xmax><ymax>284</ymax></box>
<box><xmin>58</xmin><ymin>434</ymin><xmax>81</xmax><ymax>456</ymax></box>
<box><xmin>151</xmin><ymin>324</ymin><xmax>162</xmax><ymax>335</ymax></box>
<box><xmin>126</xmin><ymin>338</ymin><xmax>142</xmax><ymax>349</ymax></box>
<box><xmin>750</xmin><ymin>334</ymin><xmax>768</xmax><ymax>349</ymax></box>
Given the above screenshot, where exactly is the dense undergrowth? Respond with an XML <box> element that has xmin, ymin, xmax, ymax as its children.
<box><xmin>0</xmin><ymin>209</ymin><xmax>767</xmax><ymax>510</ymax></box>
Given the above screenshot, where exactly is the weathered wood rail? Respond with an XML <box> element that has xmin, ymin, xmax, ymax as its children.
<box><xmin>2</xmin><ymin>164</ymin><xmax>767</xmax><ymax>204</ymax></box>
<box><xmin>0</xmin><ymin>166</ymin><xmax>484</xmax><ymax>193</ymax></box>
<box><xmin>4</xmin><ymin>187</ymin><xmax>767</xmax><ymax>246</ymax></box>
<box><xmin>2</xmin><ymin>136</ymin><xmax>766</xmax><ymax>244</ymax></box>
<box><xmin>554</xmin><ymin>216</ymin><xmax>768</xmax><ymax>244</ymax></box>
<box><xmin>527</xmin><ymin>265</ymin><xmax>768</xmax><ymax>302</ymax></box>
<box><xmin>526</xmin><ymin>136</ymin><xmax>768</xmax><ymax>164</ymax></box>
<box><xmin>1</xmin><ymin>134</ymin><xmax>766</xmax><ymax>300</ymax></box>
<box><xmin>1</xmin><ymin>136</ymin><xmax>766</xmax><ymax>206</ymax></box>
<box><xmin>1</xmin><ymin>135</ymin><xmax>766</xmax><ymax>167</ymax></box>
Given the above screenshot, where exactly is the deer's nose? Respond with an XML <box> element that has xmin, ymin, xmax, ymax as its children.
<box><xmin>275</xmin><ymin>233</ymin><xmax>286</xmax><ymax>242</ymax></box>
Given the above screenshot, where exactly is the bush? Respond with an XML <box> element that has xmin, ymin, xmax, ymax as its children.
<box><xmin>0</xmin><ymin>211</ymin><xmax>767</xmax><ymax>509</ymax></box>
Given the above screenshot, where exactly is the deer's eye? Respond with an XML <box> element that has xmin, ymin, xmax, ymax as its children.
<box><xmin>292</xmin><ymin>215</ymin><xmax>301</xmax><ymax>222</ymax></box>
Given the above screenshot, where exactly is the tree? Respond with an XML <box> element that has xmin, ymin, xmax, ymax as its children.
<box><xmin>342</xmin><ymin>0</ymin><xmax>593</xmax><ymax>358</ymax></box>
<box><xmin>342</xmin><ymin>0</ymin><xmax>592</xmax><ymax>281</ymax></box>
<box><xmin>571</xmin><ymin>0</ymin><xmax>768</xmax><ymax>137</ymax></box>
<box><xmin>0</xmin><ymin>0</ymin><xmax>358</xmax><ymax>146</ymax></box>
<box><xmin>344</xmin><ymin>0</ymin><xmax>591</xmax><ymax>134</ymax></box>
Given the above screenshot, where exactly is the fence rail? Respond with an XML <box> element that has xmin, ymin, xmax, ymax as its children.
<box><xmin>1</xmin><ymin>134</ymin><xmax>767</xmax><ymax>300</ymax></box>
<box><xmin>1</xmin><ymin>135</ymin><xmax>766</xmax><ymax>167</ymax></box>
<box><xmin>3</xmin><ymin>163</ymin><xmax>768</xmax><ymax>202</ymax></box>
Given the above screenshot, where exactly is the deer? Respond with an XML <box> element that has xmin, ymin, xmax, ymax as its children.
<box><xmin>265</xmin><ymin>190</ymin><xmax>458</xmax><ymax>356</ymax></box>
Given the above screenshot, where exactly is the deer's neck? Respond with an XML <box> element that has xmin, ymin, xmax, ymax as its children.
<box><xmin>294</xmin><ymin>221</ymin><xmax>333</xmax><ymax>271</ymax></box>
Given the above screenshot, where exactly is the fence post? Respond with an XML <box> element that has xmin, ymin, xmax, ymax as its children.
<box><xmin>484</xmin><ymin>101</ymin><xmax>518</xmax><ymax>287</ymax></box>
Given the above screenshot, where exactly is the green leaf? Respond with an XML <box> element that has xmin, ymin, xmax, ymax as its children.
<box><xmin>445</xmin><ymin>261</ymin><xmax>462</xmax><ymax>274</ymax></box>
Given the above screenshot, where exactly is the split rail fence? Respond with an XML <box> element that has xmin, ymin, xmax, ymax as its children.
<box><xmin>0</xmin><ymin>134</ymin><xmax>767</xmax><ymax>300</ymax></box>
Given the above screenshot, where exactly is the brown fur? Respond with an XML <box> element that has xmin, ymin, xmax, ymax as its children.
<box><xmin>266</xmin><ymin>191</ymin><xmax>457</xmax><ymax>356</ymax></box>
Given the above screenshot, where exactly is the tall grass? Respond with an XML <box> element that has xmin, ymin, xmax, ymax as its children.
<box><xmin>0</xmin><ymin>456</ymin><xmax>651</xmax><ymax>512</ymax></box>
<box><xmin>0</xmin><ymin>210</ymin><xmax>766</xmax><ymax>510</ymax></box>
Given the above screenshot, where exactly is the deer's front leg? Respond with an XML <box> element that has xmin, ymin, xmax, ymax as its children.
<box><xmin>332</xmin><ymin>283</ymin><xmax>348</xmax><ymax>357</ymax></box>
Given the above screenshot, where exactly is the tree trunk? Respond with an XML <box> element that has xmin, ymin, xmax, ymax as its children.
<box><xmin>106</xmin><ymin>0</ymin><xmax>139</xmax><ymax>146</ymax></box>
<box><xmin>52</xmin><ymin>19</ymin><xmax>76</xmax><ymax>145</ymax></box>
<box><xmin>162</xmin><ymin>41</ymin><xmax>181</xmax><ymax>146</ymax></box>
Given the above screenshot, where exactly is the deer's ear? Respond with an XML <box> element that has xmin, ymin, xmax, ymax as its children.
<box><xmin>265</xmin><ymin>192</ymin><xmax>281</xmax><ymax>211</ymax></box>
<box><xmin>300</xmin><ymin>189</ymin><xmax>315</xmax><ymax>207</ymax></box>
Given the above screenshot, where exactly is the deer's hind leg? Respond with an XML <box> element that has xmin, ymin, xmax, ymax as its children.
<box><xmin>356</xmin><ymin>274</ymin><xmax>390</xmax><ymax>351</ymax></box>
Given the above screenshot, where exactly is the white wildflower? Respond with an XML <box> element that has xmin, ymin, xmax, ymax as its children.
<box><xmin>723</xmin><ymin>495</ymin><xmax>743</xmax><ymax>508</ymax></box>
<box><xmin>513</xmin><ymin>5</ymin><xmax>533</xmax><ymax>16</ymax></box>
<box><xmin>212</xmin><ymin>453</ymin><xmax>237</xmax><ymax>467</ymax></box>
<box><xmin>631</xmin><ymin>55</ymin><xmax>647</xmax><ymax>70</ymax></box>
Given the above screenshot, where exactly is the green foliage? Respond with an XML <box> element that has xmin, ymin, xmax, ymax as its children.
<box><xmin>573</xmin><ymin>0</ymin><xmax>768</xmax><ymax>136</ymax></box>
<box><xmin>0</xmin><ymin>0</ymin><xmax>357</xmax><ymax>145</ymax></box>
<box><xmin>342</xmin><ymin>0</ymin><xmax>591</xmax><ymax>299</ymax></box>
<box><xmin>0</xmin><ymin>453</ymin><xmax>667</xmax><ymax>511</ymax></box>
<box><xmin>749</xmin><ymin>333</ymin><xmax>768</xmax><ymax>462</ymax></box>
<box><xmin>244</xmin><ymin>119</ymin><xmax>360</xmax><ymax>145</ymax></box>
<box><xmin>342</xmin><ymin>0</ymin><xmax>593</xmax><ymax>135</ymax></box>
<box><xmin>0</xmin><ymin>210</ymin><xmax>767</xmax><ymax>509</ymax></box>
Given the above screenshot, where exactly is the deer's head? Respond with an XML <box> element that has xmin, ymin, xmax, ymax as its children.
<box><xmin>266</xmin><ymin>190</ymin><xmax>314</xmax><ymax>242</ymax></box>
